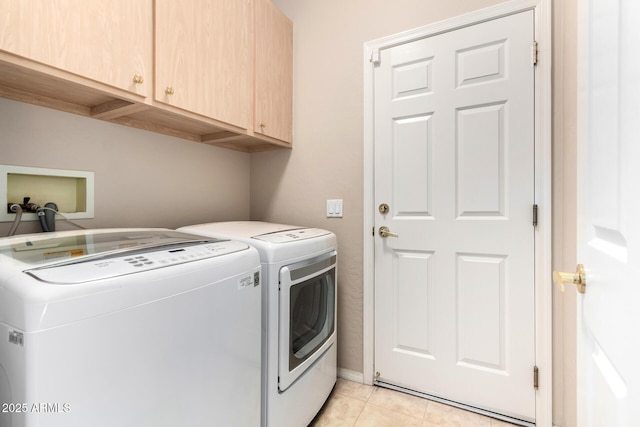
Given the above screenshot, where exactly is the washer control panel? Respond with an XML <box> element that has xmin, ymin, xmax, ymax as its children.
<box><xmin>26</xmin><ymin>240</ymin><xmax>249</xmax><ymax>284</ymax></box>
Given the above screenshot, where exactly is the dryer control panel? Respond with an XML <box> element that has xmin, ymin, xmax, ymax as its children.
<box><xmin>25</xmin><ymin>240</ymin><xmax>250</xmax><ymax>284</ymax></box>
<box><xmin>253</xmin><ymin>228</ymin><xmax>330</xmax><ymax>243</ymax></box>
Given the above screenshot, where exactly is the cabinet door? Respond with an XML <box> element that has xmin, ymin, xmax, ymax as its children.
<box><xmin>155</xmin><ymin>0</ymin><xmax>253</xmax><ymax>130</ymax></box>
<box><xmin>0</xmin><ymin>0</ymin><xmax>152</xmax><ymax>98</ymax></box>
<box><xmin>255</xmin><ymin>0</ymin><xmax>293</xmax><ymax>143</ymax></box>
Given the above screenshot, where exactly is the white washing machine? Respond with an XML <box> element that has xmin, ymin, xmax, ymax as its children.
<box><xmin>0</xmin><ymin>228</ymin><xmax>262</xmax><ymax>427</ymax></box>
<box><xmin>178</xmin><ymin>221</ymin><xmax>337</xmax><ymax>427</ymax></box>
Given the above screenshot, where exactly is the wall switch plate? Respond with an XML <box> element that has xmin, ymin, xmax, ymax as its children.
<box><xmin>326</xmin><ymin>199</ymin><xmax>343</xmax><ymax>218</ymax></box>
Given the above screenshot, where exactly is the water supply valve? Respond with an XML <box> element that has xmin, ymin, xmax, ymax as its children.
<box><xmin>7</xmin><ymin>197</ymin><xmax>41</xmax><ymax>213</ymax></box>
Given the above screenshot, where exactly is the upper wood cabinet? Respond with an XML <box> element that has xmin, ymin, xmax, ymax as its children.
<box><xmin>254</xmin><ymin>0</ymin><xmax>293</xmax><ymax>144</ymax></box>
<box><xmin>0</xmin><ymin>0</ymin><xmax>292</xmax><ymax>152</ymax></box>
<box><xmin>155</xmin><ymin>0</ymin><xmax>253</xmax><ymax>131</ymax></box>
<box><xmin>0</xmin><ymin>0</ymin><xmax>152</xmax><ymax>99</ymax></box>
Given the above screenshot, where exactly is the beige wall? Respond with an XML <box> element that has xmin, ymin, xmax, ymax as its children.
<box><xmin>0</xmin><ymin>97</ymin><xmax>251</xmax><ymax>236</ymax></box>
<box><xmin>253</xmin><ymin>1</ymin><xmax>578</xmax><ymax>426</ymax></box>
<box><xmin>553</xmin><ymin>0</ymin><xmax>578</xmax><ymax>426</ymax></box>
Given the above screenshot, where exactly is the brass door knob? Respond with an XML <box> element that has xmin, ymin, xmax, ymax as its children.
<box><xmin>132</xmin><ymin>74</ymin><xmax>144</xmax><ymax>84</ymax></box>
<box><xmin>378</xmin><ymin>226</ymin><xmax>399</xmax><ymax>238</ymax></box>
<box><xmin>165</xmin><ymin>86</ymin><xmax>175</xmax><ymax>95</ymax></box>
<box><xmin>553</xmin><ymin>264</ymin><xmax>586</xmax><ymax>294</ymax></box>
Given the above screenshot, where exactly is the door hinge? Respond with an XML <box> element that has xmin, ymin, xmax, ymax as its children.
<box><xmin>533</xmin><ymin>366</ymin><xmax>539</xmax><ymax>390</ymax></box>
<box><xmin>533</xmin><ymin>204</ymin><xmax>538</xmax><ymax>227</ymax></box>
<box><xmin>372</xmin><ymin>226</ymin><xmax>375</xmax><ymax>236</ymax></box>
<box><xmin>532</xmin><ymin>41</ymin><xmax>538</xmax><ymax>66</ymax></box>
<box><xmin>370</xmin><ymin>49</ymin><xmax>381</xmax><ymax>65</ymax></box>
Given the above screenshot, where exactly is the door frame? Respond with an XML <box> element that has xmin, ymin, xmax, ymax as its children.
<box><xmin>362</xmin><ymin>0</ymin><xmax>553</xmax><ymax>425</ymax></box>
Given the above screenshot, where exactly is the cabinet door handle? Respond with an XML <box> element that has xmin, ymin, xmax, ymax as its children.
<box><xmin>165</xmin><ymin>86</ymin><xmax>175</xmax><ymax>95</ymax></box>
<box><xmin>132</xmin><ymin>74</ymin><xmax>144</xmax><ymax>84</ymax></box>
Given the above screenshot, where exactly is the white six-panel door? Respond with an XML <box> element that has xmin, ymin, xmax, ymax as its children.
<box><xmin>374</xmin><ymin>11</ymin><xmax>535</xmax><ymax>422</ymax></box>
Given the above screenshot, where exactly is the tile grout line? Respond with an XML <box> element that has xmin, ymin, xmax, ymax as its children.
<box><xmin>351</xmin><ymin>383</ymin><xmax>376</xmax><ymax>426</ymax></box>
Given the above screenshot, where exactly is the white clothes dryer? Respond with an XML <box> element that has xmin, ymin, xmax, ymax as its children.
<box><xmin>0</xmin><ymin>228</ymin><xmax>262</xmax><ymax>427</ymax></box>
<box><xmin>178</xmin><ymin>221</ymin><xmax>337</xmax><ymax>427</ymax></box>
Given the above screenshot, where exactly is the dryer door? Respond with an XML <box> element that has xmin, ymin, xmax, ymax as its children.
<box><xmin>278</xmin><ymin>251</ymin><xmax>336</xmax><ymax>391</ymax></box>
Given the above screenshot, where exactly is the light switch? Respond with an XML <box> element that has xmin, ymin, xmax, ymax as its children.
<box><xmin>326</xmin><ymin>199</ymin><xmax>343</xmax><ymax>218</ymax></box>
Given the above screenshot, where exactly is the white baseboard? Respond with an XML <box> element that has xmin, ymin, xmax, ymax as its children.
<box><xmin>337</xmin><ymin>368</ymin><xmax>364</xmax><ymax>383</ymax></box>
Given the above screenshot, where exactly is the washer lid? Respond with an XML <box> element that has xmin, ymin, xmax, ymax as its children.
<box><xmin>0</xmin><ymin>229</ymin><xmax>223</xmax><ymax>268</ymax></box>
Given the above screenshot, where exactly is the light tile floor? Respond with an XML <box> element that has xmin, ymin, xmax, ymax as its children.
<box><xmin>309</xmin><ymin>378</ymin><xmax>519</xmax><ymax>427</ymax></box>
